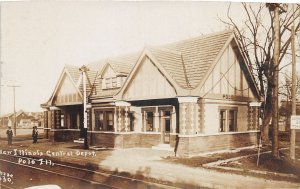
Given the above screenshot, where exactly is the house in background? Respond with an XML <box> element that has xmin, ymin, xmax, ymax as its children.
<box><xmin>41</xmin><ymin>30</ymin><xmax>262</xmax><ymax>157</ymax></box>
<box><xmin>0</xmin><ymin>110</ymin><xmax>44</xmax><ymax>128</ymax></box>
<box><xmin>279</xmin><ymin>100</ymin><xmax>300</xmax><ymax>131</ymax></box>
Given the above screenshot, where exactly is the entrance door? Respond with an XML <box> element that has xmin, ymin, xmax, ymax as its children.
<box><xmin>163</xmin><ymin>111</ymin><xmax>171</xmax><ymax>144</ymax></box>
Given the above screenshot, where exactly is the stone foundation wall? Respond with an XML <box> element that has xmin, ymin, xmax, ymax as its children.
<box><xmin>176</xmin><ymin>131</ymin><xmax>259</xmax><ymax>157</ymax></box>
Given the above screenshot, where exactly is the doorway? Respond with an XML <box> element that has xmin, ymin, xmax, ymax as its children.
<box><xmin>163</xmin><ymin>111</ymin><xmax>171</xmax><ymax>144</ymax></box>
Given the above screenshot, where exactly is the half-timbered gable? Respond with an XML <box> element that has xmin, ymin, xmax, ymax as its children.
<box><xmin>199</xmin><ymin>41</ymin><xmax>256</xmax><ymax>100</ymax></box>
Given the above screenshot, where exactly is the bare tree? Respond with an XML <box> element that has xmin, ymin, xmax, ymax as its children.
<box><xmin>279</xmin><ymin>72</ymin><xmax>300</xmax><ymax>101</ymax></box>
<box><xmin>220</xmin><ymin>3</ymin><xmax>300</xmax><ymax>147</ymax></box>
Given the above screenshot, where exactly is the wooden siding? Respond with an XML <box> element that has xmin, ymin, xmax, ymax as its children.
<box><xmin>200</xmin><ymin>45</ymin><xmax>255</xmax><ymax>98</ymax></box>
<box><xmin>54</xmin><ymin>74</ymin><xmax>82</xmax><ymax>105</ymax></box>
<box><xmin>123</xmin><ymin>57</ymin><xmax>177</xmax><ymax>100</ymax></box>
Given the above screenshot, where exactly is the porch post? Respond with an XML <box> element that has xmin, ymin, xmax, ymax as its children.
<box><xmin>114</xmin><ymin>107</ymin><xmax>118</xmax><ymax>132</ymax></box>
<box><xmin>115</xmin><ymin>101</ymin><xmax>131</xmax><ymax>132</ymax></box>
<box><xmin>118</xmin><ymin>107</ymin><xmax>122</xmax><ymax>132</ymax></box>
<box><xmin>190</xmin><ymin>103</ymin><xmax>195</xmax><ymax>134</ymax></box>
<box><xmin>180</xmin><ymin>103</ymin><xmax>187</xmax><ymax>135</ymax></box>
<box><xmin>124</xmin><ymin>106</ymin><xmax>129</xmax><ymax>132</ymax></box>
<box><xmin>195</xmin><ymin>104</ymin><xmax>199</xmax><ymax>134</ymax></box>
<box><xmin>160</xmin><ymin>110</ymin><xmax>164</xmax><ymax>142</ymax></box>
<box><xmin>131</xmin><ymin>106</ymin><xmax>142</xmax><ymax>132</ymax></box>
<box><xmin>143</xmin><ymin>111</ymin><xmax>147</xmax><ymax>132</ymax></box>
<box><xmin>178</xmin><ymin>97</ymin><xmax>198</xmax><ymax>135</ymax></box>
<box><xmin>154</xmin><ymin>106</ymin><xmax>159</xmax><ymax>132</ymax></box>
<box><xmin>171</xmin><ymin>106</ymin><xmax>176</xmax><ymax>134</ymax></box>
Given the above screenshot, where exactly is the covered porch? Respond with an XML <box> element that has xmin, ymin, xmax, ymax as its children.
<box><xmin>89</xmin><ymin>98</ymin><xmax>180</xmax><ymax>148</ymax></box>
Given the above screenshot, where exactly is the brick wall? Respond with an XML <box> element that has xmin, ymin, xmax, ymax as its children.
<box><xmin>176</xmin><ymin>131</ymin><xmax>259</xmax><ymax>157</ymax></box>
<box><xmin>198</xmin><ymin>99</ymin><xmax>205</xmax><ymax>133</ymax></box>
<box><xmin>247</xmin><ymin>106</ymin><xmax>259</xmax><ymax>130</ymax></box>
<box><xmin>50</xmin><ymin>130</ymin><xmax>80</xmax><ymax>142</ymax></box>
<box><xmin>88</xmin><ymin>133</ymin><xmax>162</xmax><ymax>148</ymax></box>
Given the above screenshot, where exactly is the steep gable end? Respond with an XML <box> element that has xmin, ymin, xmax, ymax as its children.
<box><xmin>102</xmin><ymin>64</ymin><xmax>117</xmax><ymax>78</ymax></box>
<box><xmin>52</xmin><ymin>72</ymin><xmax>82</xmax><ymax>106</ymax></box>
<box><xmin>122</xmin><ymin>56</ymin><xmax>177</xmax><ymax>100</ymax></box>
<box><xmin>199</xmin><ymin>41</ymin><xmax>257</xmax><ymax>99</ymax></box>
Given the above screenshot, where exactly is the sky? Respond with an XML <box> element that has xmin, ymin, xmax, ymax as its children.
<box><xmin>0</xmin><ymin>1</ymin><xmax>297</xmax><ymax>115</ymax></box>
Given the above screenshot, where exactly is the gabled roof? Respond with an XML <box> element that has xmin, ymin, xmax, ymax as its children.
<box><xmin>2</xmin><ymin>110</ymin><xmax>26</xmax><ymax>118</ymax></box>
<box><xmin>116</xmin><ymin>30</ymin><xmax>244</xmax><ymax>99</ymax></box>
<box><xmin>79</xmin><ymin>69</ymin><xmax>98</xmax><ymax>97</ymax></box>
<box><xmin>42</xmin><ymin>65</ymin><xmax>83</xmax><ymax>107</ymax></box>
<box><xmin>115</xmin><ymin>30</ymin><xmax>261</xmax><ymax>100</ymax></box>
<box><xmin>97</xmin><ymin>52</ymin><xmax>141</xmax><ymax>78</ymax></box>
<box><xmin>90</xmin><ymin>53</ymin><xmax>140</xmax><ymax>99</ymax></box>
<box><xmin>162</xmin><ymin>30</ymin><xmax>233</xmax><ymax>89</ymax></box>
<box><xmin>147</xmin><ymin>46</ymin><xmax>189</xmax><ymax>89</ymax></box>
<box><xmin>43</xmin><ymin>30</ymin><xmax>260</xmax><ymax>105</ymax></box>
<box><xmin>64</xmin><ymin>65</ymin><xmax>82</xmax><ymax>85</ymax></box>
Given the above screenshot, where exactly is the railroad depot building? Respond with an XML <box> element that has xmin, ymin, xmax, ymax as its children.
<box><xmin>41</xmin><ymin>30</ymin><xmax>261</xmax><ymax>156</ymax></box>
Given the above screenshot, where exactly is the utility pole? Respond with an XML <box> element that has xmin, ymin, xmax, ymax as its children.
<box><xmin>79</xmin><ymin>65</ymin><xmax>89</xmax><ymax>149</ymax></box>
<box><xmin>290</xmin><ymin>3</ymin><xmax>297</xmax><ymax>161</ymax></box>
<box><xmin>0</xmin><ymin>4</ymin><xmax>2</xmax><ymax>117</ymax></box>
<box><xmin>2</xmin><ymin>84</ymin><xmax>21</xmax><ymax>136</ymax></box>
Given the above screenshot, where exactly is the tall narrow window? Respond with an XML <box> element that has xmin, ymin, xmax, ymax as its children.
<box><xmin>228</xmin><ymin>110</ymin><xmax>236</xmax><ymax>131</ymax></box>
<box><xmin>106</xmin><ymin>111</ymin><xmax>114</xmax><ymax>131</ymax></box>
<box><xmin>147</xmin><ymin>112</ymin><xmax>154</xmax><ymax>131</ymax></box>
<box><xmin>97</xmin><ymin>112</ymin><xmax>104</xmax><ymax>131</ymax></box>
<box><xmin>129</xmin><ymin>113</ymin><xmax>134</xmax><ymax>131</ymax></box>
<box><xmin>219</xmin><ymin>110</ymin><xmax>226</xmax><ymax>132</ymax></box>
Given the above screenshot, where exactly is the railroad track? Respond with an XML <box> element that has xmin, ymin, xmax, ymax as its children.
<box><xmin>0</xmin><ymin>154</ymin><xmax>181</xmax><ymax>189</ymax></box>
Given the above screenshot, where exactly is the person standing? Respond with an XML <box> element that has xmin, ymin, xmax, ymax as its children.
<box><xmin>32</xmin><ymin>126</ymin><xmax>38</xmax><ymax>143</ymax></box>
<box><xmin>6</xmin><ymin>127</ymin><xmax>13</xmax><ymax>145</ymax></box>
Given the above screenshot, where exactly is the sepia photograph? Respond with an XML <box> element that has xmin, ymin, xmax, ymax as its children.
<box><xmin>0</xmin><ymin>0</ymin><xmax>299</xmax><ymax>188</ymax></box>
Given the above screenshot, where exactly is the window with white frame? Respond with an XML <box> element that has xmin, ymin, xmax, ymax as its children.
<box><xmin>112</xmin><ymin>77</ymin><xmax>118</xmax><ymax>88</ymax></box>
<box><xmin>219</xmin><ymin>107</ymin><xmax>237</xmax><ymax>132</ymax></box>
<box><xmin>105</xmin><ymin>78</ymin><xmax>112</xmax><ymax>88</ymax></box>
<box><xmin>95</xmin><ymin>110</ymin><xmax>114</xmax><ymax>131</ymax></box>
<box><xmin>102</xmin><ymin>77</ymin><xmax>119</xmax><ymax>89</ymax></box>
